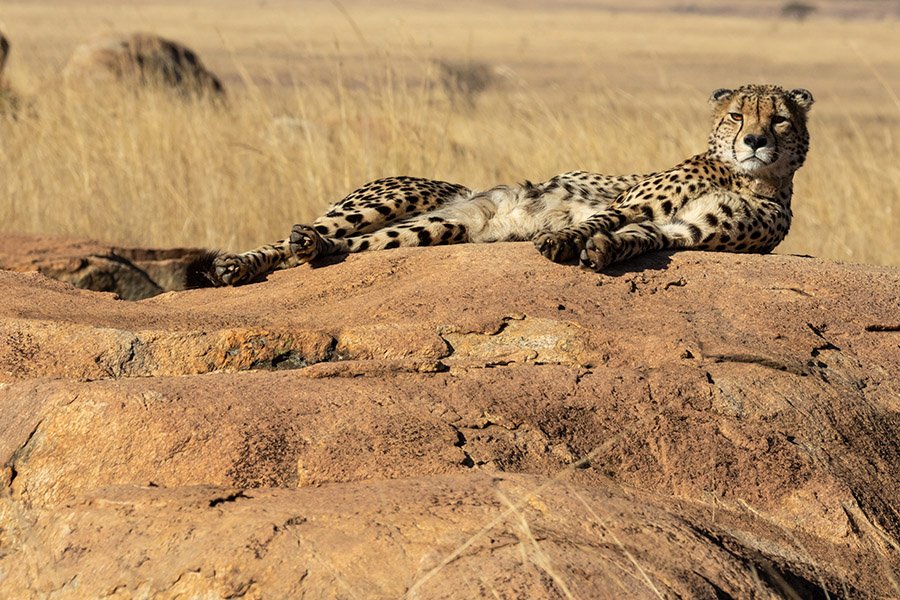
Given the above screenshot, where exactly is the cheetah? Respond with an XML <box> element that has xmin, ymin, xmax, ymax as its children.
<box><xmin>198</xmin><ymin>84</ymin><xmax>813</xmax><ymax>287</ymax></box>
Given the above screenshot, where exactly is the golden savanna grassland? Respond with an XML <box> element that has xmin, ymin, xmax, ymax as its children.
<box><xmin>0</xmin><ymin>0</ymin><xmax>898</xmax><ymax>265</ymax></box>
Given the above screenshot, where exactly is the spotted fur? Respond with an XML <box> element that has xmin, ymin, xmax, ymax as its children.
<box><xmin>204</xmin><ymin>84</ymin><xmax>812</xmax><ymax>286</ymax></box>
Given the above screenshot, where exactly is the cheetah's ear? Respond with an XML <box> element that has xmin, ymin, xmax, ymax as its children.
<box><xmin>789</xmin><ymin>88</ymin><xmax>814</xmax><ymax>111</ymax></box>
<box><xmin>709</xmin><ymin>88</ymin><xmax>734</xmax><ymax>106</ymax></box>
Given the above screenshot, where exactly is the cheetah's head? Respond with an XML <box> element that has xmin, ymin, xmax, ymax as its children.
<box><xmin>707</xmin><ymin>84</ymin><xmax>813</xmax><ymax>177</ymax></box>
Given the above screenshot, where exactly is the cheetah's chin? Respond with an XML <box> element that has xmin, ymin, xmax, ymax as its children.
<box><xmin>738</xmin><ymin>156</ymin><xmax>772</xmax><ymax>172</ymax></box>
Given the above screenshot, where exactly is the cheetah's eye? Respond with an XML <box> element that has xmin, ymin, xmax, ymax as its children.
<box><xmin>728</xmin><ymin>112</ymin><xmax>743</xmax><ymax>122</ymax></box>
<box><xmin>772</xmin><ymin>115</ymin><xmax>790</xmax><ymax>125</ymax></box>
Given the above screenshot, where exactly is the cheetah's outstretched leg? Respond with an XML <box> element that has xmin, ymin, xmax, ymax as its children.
<box><xmin>205</xmin><ymin>176</ymin><xmax>469</xmax><ymax>286</ymax></box>
<box><xmin>290</xmin><ymin>215</ymin><xmax>470</xmax><ymax>262</ymax></box>
<box><xmin>288</xmin><ymin>183</ymin><xmax>551</xmax><ymax>262</ymax></box>
<box><xmin>578</xmin><ymin>221</ymin><xmax>701</xmax><ymax>271</ymax></box>
<box><xmin>205</xmin><ymin>239</ymin><xmax>296</xmax><ymax>286</ymax></box>
<box><xmin>533</xmin><ymin>207</ymin><xmax>636</xmax><ymax>263</ymax></box>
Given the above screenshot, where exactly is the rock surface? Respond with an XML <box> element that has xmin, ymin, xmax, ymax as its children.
<box><xmin>1</xmin><ymin>237</ymin><xmax>898</xmax><ymax>598</ymax></box>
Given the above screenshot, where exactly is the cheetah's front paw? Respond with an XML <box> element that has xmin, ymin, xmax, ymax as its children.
<box><xmin>579</xmin><ymin>236</ymin><xmax>614</xmax><ymax>272</ymax></box>
<box><xmin>289</xmin><ymin>224</ymin><xmax>323</xmax><ymax>263</ymax></box>
<box><xmin>534</xmin><ymin>232</ymin><xmax>584</xmax><ymax>263</ymax></box>
<box><xmin>210</xmin><ymin>254</ymin><xmax>254</xmax><ymax>286</ymax></box>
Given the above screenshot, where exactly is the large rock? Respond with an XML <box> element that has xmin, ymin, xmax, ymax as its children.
<box><xmin>0</xmin><ymin>234</ymin><xmax>209</xmax><ymax>300</ymax></box>
<box><xmin>63</xmin><ymin>32</ymin><xmax>225</xmax><ymax>99</ymax></box>
<box><xmin>0</xmin><ymin>240</ymin><xmax>898</xmax><ymax>598</ymax></box>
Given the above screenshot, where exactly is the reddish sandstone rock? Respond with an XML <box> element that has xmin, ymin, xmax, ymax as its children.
<box><xmin>0</xmin><ymin>239</ymin><xmax>898</xmax><ymax>598</ymax></box>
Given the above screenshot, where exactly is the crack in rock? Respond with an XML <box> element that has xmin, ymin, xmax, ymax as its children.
<box><xmin>208</xmin><ymin>490</ymin><xmax>251</xmax><ymax>508</ymax></box>
<box><xmin>864</xmin><ymin>324</ymin><xmax>900</xmax><ymax>332</ymax></box>
<box><xmin>3</xmin><ymin>417</ymin><xmax>44</xmax><ymax>491</ymax></box>
<box><xmin>704</xmin><ymin>353</ymin><xmax>808</xmax><ymax>377</ymax></box>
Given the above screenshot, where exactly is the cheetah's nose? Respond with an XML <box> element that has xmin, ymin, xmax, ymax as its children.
<box><xmin>743</xmin><ymin>134</ymin><xmax>768</xmax><ymax>150</ymax></box>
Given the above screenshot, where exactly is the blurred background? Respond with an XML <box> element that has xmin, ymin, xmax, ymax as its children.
<box><xmin>0</xmin><ymin>0</ymin><xmax>898</xmax><ymax>265</ymax></box>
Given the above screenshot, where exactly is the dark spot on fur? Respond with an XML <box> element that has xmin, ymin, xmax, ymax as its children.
<box><xmin>688</xmin><ymin>224</ymin><xmax>702</xmax><ymax>242</ymax></box>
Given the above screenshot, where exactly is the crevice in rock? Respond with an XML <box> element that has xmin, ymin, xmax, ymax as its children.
<box><xmin>864</xmin><ymin>324</ymin><xmax>900</xmax><ymax>332</ymax></box>
<box><xmin>687</xmin><ymin>525</ymin><xmax>845</xmax><ymax>600</ymax></box>
<box><xmin>771</xmin><ymin>287</ymin><xmax>812</xmax><ymax>297</ymax></box>
<box><xmin>751</xmin><ymin>555</ymin><xmax>834</xmax><ymax>600</ymax></box>
<box><xmin>807</xmin><ymin>323</ymin><xmax>841</xmax><ymax>351</ymax></box>
<box><xmin>695</xmin><ymin>572</ymin><xmax>736</xmax><ymax>600</ymax></box>
<box><xmin>451</xmin><ymin>425</ymin><xmax>476</xmax><ymax>468</ymax></box>
<box><xmin>119</xmin><ymin>336</ymin><xmax>142</xmax><ymax>377</ymax></box>
<box><xmin>208</xmin><ymin>490</ymin><xmax>250</xmax><ymax>507</ymax></box>
<box><xmin>705</xmin><ymin>353</ymin><xmax>807</xmax><ymax>376</ymax></box>
<box><xmin>4</xmin><ymin>418</ymin><xmax>44</xmax><ymax>491</ymax></box>
<box><xmin>246</xmin><ymin>336</ymin><xmax>342</xmax><ymax>372</ymax></box>
<box><xmin>251</xmin><ymin>351</ymin><xmax>316</xmax><ymax>372</ymax></box>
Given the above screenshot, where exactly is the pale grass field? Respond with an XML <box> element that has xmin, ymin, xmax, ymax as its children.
<box><xmin>0</xmin><ymin>0</ymin><xmax>898</xmax><ymax>265</ymax></box>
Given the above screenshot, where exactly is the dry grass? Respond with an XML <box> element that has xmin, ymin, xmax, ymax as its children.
<box><xmin>0</xmin><ymin>0</ymin><xmax>898</xmax><ymax>265</ymax></box>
